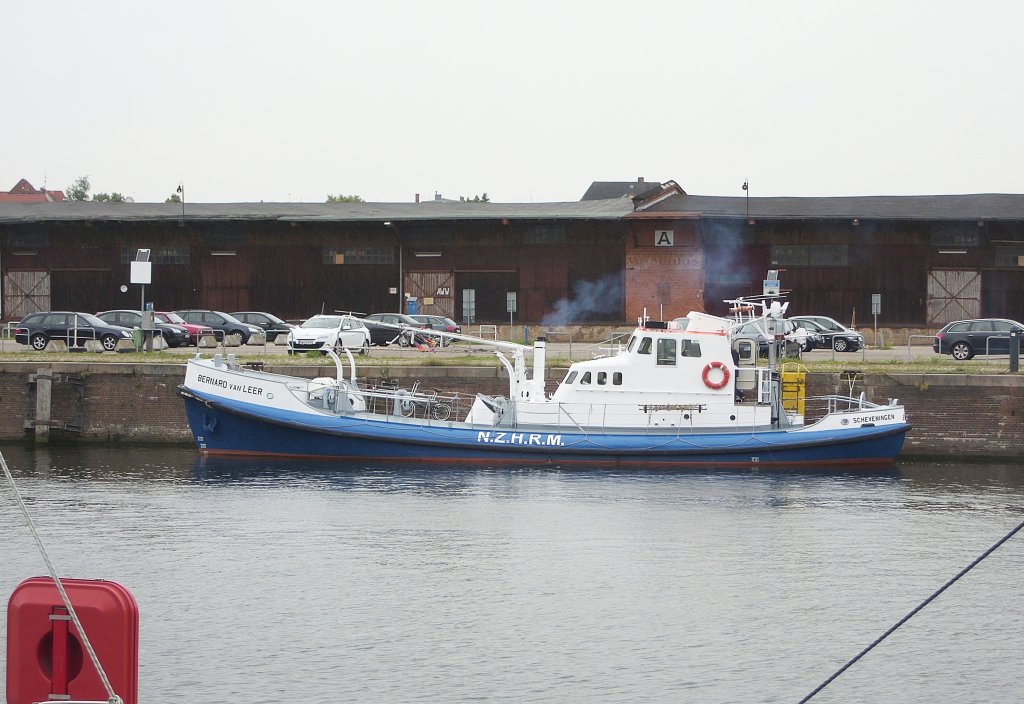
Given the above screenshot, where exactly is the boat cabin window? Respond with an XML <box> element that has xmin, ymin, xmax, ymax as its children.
<box><xmin>637</xmin><ymin>337</ymin><xmax>652</xmax><ymax>355</ymax></box>
<box><xmin>580</xmin><ymin>372</ymin><xmax>592</xmax><ymax>385</ymax></box>
<box><xmin>656</xmin><ymin>338</ymin><xmax>677</xmax><ymax>366</ymax></box>
<box><xmin>734</xmin><ymin>339</ymin><xmax>756</xmax><ymax>365</ymax></box>
<box><xmin>613</xmin><ymin>372</ymin><xmax>622</xmax><ymax>385</ymax></box>
<box><xmin>597</xmin><ymin>372</ymin><xmax>607</xmax><ymax>385</ymax></box>
<box><xmin>626</xmin><ymin>335</ymin><xmax>637</xmax><ymax>352</ymax></box>
<box><xmin>680</xmin><ymin>339</ymin><xmax>702</xmax><ymax>358</ymax></box>
<box><xmin>563</xmin><ymin>371</ymin><xmax>578</xmax><ymax>384</ymax></box>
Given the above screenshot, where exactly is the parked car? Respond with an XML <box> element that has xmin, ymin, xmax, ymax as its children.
<box><xmin>15</xmin><ymin>311</ymin><xmax>134</xmax><ymax>351</ymax></box>
<box><xmin>96</xmin><ymin>309</ymin><xmax>190</xmax><ymax>347</ymax></box>
<box><xmin>154</xmin><ymin>311</ymin><xmax>215</xmax><ymax>345</ymax></box>
<box><xmin>410</xmin><ymin>314</ymin><xmax>461</xmax><ymax>346</ymax></box>
<box><xmin>933</xmin><ymin>318</ymin><xmax>1024</xmax><ymax>360</ymax></box>
<box><xmin>174</xmin><ymin>310</ymin><xmax>265</xmax><ymax>344</ymax></box>
<box><xmin>731</xmin><ymin>319</ymin><xmax>809</xmax><ymax>358</ymax></box>
<box><xmin>362</xmin><ymin>313</ymin><xmax>431</xmax><ymax>347</ymax></box>
<box><xmin>286</xmin><ymin>314</ymin><xmax>370</xmax><ymax>355</ymax></box>
<box><xmin>790</xmin><ymin>316</ymin><xmax>864</xmax><ymax>352</ymax></box>
<box><xmin>231</xmin><ymin>311</ymin><xmax>295</xmax><ymax>344</ymax></box>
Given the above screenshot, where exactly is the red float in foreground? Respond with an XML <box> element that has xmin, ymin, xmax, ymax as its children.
<box><xmin>6</xmin><ymin>577</ymin><xmax>138</xmax><ymax>704</ymax></box>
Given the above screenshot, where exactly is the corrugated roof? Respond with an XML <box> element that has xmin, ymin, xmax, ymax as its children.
<box><xmin>4</xmin><ymin>192</ymin><xmax>1024</xmax><ymax>225</ymax></box>
<box><xmin>0</xmin><ymin>199</ymin><xmax>635</xmax><ymax>225</ymax></box>
<box><xmin>643</xmin><ymin>193</ymin><xmax>1024</xmax><ymax>221</ymax></box>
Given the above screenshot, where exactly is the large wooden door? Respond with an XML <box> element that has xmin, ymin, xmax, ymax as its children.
<box><xmin>4</xmin><ymin>271</ymin><xmax>50</xmax><ymax>319</ymax></box>
<box><xmin>927</xmin><ymin>269</ymin><xmax>980</xmax><ymax>325</ymax></box>
<box><xmin>406</xmin><ymin>271</ymin><xmax>455</xmax><ymax>318</ymax></box>
<box><xmin>200</xmin><ymin>253</ymin><xmax>252</xmax><ymax>311</ymax></box>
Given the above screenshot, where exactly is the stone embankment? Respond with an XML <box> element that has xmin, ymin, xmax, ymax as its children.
<box><xmin>1</xmin><ymin>360</ymin><xmax>1020</xmax><ymax>459</ymax></box>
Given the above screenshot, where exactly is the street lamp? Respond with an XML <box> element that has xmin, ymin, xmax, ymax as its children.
<box><xmin>385</xmin><ymin>221</ymin><xmax>403</xmax><ymax>312</ymax></box>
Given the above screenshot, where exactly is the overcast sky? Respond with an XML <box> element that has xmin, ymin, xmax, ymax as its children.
<box><xmin>4</xmin><ymin>1</ymin><xmax>1022</xmax><ymax>204</ymax></box>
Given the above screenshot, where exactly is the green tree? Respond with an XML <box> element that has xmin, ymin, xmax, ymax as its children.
<box><xmin>462</xmin><ymin>193</ymin><xmax>489</xmax><ymax>203</ymax></box>
<box><xmin>326</xmin><ymin>194</ymin><xmax>365</xmax><ymax>203</ymax></box>
<box><xmin>93</xmin><ymin>192</ymin><xmax>126</xmax><ymax>203</ymax></box>
<box><xmin>165</xmin><ymin>193</ymin><xmax>182</xmax><ymax>204</ymax></box>
<box><xmin>66</xmin><ymin>175</ymin><xmax>91</xmax><ymax>201</ymax></box>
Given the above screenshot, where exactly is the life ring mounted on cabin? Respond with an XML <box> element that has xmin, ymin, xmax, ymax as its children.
<box><xmin>701</xmin><ymin>361</ymin><xmax>731</xmax><ymax>390</ymax></box>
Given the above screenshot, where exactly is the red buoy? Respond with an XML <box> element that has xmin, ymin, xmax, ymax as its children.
<box><xmin>6</xmin><ymin>577</ymin><xmax>138</xmax><ymax>704</ymax></box>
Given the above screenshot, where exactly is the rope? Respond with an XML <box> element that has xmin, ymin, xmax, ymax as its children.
<box><xmin>1</xmin><ymin>449</ymin><xmax>123</xmax><ymax>704</ymax></box>
<box><xmin>798</xmin><ymin>515</ymin><xmax>1024</xmax><ymax>703</ymax></box>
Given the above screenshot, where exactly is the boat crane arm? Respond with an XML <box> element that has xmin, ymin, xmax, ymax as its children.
<box><xmin>363</xmin><ymin>319</ymin><xmax>530</xmax><ymax>352</ymax></box>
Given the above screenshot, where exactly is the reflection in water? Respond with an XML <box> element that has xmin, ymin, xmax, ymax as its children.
<box><xmin>2</xmin><ymin>445</ymin><xmax>1024</xmax><ymax>703</ymax></box>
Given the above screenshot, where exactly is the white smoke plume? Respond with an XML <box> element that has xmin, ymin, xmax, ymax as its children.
<box><xmin>541</xmin><ymin>273</ymin><xmax>623</xmax><ymax>326</ymax></box>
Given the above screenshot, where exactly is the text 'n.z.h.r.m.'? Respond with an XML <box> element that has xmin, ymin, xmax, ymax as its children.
<box><xmin>477</xmin><ymin>431</ymin><xmax>564</xmax><ymax>446</ymax></box>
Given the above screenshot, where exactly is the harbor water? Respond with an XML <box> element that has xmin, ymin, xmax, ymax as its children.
<box><xmin>2</xmin><ymin>445</ymin><xmax>1023</xmax><ymax>703</ymax></box>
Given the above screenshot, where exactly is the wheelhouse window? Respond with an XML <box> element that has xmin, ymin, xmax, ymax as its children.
<box><xmin>597</xmin><ymin>372</ymin><xmax>607</xmax><ymax>385</ymax></box>
<box><xmin>680</xmin><ymin>339</ymin><xmax>702</xmax><ymax>358</ymax></box>
<box><xmin>613</xmin><ymin>372</ymin><xmax>623</xmax><ymax>385</ymax></box>
<box><xmin>626</xmin><ymin>335</ymin><xmax>637</xmax><ymax>352</ymax></box>
<box><xmin>637</xmin><ymin>337</ymin><xmax>652</xmax><ymax>355</ymax></box>
<box><xmin>563</xmin><ymin>371</ymin><xmax>579</xmax><ymax>384</ymax></box>
<box><xmin>580</xmin><ymin>372</ymin><xmax>592</xmax><ymax>385</ymax></box>
<box><xmin>656</xmin><ymin>339</ymin><xmax>677</xmax><ymax>366</ymax></box>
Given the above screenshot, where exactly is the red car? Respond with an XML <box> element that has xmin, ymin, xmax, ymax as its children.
<box><xmin>154</xmin><ymin>311</ymin><xmax>215</xmax><ymax>345</ymax></box>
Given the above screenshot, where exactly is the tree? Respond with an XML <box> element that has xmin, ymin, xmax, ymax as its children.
<box><xmin>326</xmin><ymin>194</ymin><xmax>365</xmax><ymax>203</ymax></box>
<box><xmin>462</xmin><ymin>193</ymin><xmax>489</xmax><ymax>203</ymax></box>
<box><xmin>165</xmin><ymin>193</ymin><xmax>182</xmax><ymax>204</ymax></box>
<box><xmin>66</xmin><ymin>175</ymin><xmax>91</xmax><ymax>201</ymax></box>
<box><xmin>93</xmin><ymin>192</ymin><xmax>126</xmax><ymax>203</ymax></box>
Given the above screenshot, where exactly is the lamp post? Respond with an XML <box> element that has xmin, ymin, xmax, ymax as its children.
<box><xmin>743</xmin><ymin>179</ymin><xmax>749</xmax><ymax>222</ymax></box>
<box><xmin>385</xmin><ymin>221</ymin><xmax>402</xmax><ymax>312</ymax></box>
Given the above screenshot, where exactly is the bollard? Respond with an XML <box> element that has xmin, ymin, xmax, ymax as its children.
<box><xmin>1011</xmin><ymin>332</ymin><xmax>1019</xmax><ymax>372</ymax></box>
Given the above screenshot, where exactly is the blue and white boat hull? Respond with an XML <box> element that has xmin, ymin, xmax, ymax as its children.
<box><xmin>180</xmin><ymin>384</ymin><xmax>908</xmax><ymax>467</ymax></box>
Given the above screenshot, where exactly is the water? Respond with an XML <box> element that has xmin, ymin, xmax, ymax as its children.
<box><xmin>2</xmin><ymin>445</ymin><xmax>1023</xmax><ymax>703</ymax></box>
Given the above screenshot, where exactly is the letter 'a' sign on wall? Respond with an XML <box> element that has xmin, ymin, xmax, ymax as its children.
<box><xmin>655</xmin><ymin>230</ymin><xmax>674</xmax><ymax>246</ymax></box>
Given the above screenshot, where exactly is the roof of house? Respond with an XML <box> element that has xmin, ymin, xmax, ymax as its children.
<box><xmin>0</xmin><ymin>198</ymin><xmax>636</xmax><ymax>225</ymax></box>
<box><xmin>641</xmin><ymin>192</ymin><xmax>1024</xmax><ymax>221</ymax></box>
<box><xmin>0</xmin><ymin>179</ymin><xmax>65</xmax><ymax>203</ymax></box>
<box><xmin>581</xmin><ymin>179</ymin><xmax>668</xmax><ymax>201</ymax></box>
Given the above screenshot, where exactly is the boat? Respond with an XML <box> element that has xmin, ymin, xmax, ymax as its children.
<box><xmin>179</xmin><ymin>285</ymin><xmax>909</xmax><ymax>467</ymax></box>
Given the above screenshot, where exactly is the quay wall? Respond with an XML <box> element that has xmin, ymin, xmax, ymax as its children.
<box><xmin>0</xmin><ymin>362</ymin><xmax>1021</xmax><ymax>459</ymax></box>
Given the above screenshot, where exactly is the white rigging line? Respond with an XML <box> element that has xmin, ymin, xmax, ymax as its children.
<box><xmin>1</xmin><ymin>448</ymin><xmax>123</xmax><ymax>704</ymax></box>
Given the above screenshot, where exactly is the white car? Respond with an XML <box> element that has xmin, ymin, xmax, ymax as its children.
<box><xmin>287</xmin><ymin>314</ymin><xmax>371</xmax><ymax>355</ymax></box>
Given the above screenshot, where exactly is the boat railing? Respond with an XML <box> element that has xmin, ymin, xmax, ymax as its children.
<box><xmin>589</xmin><ymin>331</ymin><xmax>631</xmax><ymax>359</ymax></box>
<box><xmin>809</xmin><ymin>393</ymin><xmax>884</xmax><ymax>416</ymax></box>
<box><xmin>357</xmin><ymin>378</ymin><xmax>468</xmax><ymax>421</ymax></box>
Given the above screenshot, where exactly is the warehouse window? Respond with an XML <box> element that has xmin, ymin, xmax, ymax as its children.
<box><xmin>121</xmin><ymin>247</ymin><xmax>189</xmax><ymax>265</ymax></box>
<box><xmin>323</xmin><ymin>247</ymin><xmax>394</xmax><ymax>265</ymax></box>
<box><xmin>771</xmin><ymin>245</ymin><xmax>848</xmax><ymax>267</ymax></box>
<box><xmin>522</xmin><ymin>224</ymin><xmax>566</xmax><ymax>244</ymax></box>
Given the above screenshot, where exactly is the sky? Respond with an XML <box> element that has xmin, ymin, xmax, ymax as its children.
<box><xmin>4</xmin><ymin>1</ymin><xmax>1023</xmax><ymax>204</ymax></box>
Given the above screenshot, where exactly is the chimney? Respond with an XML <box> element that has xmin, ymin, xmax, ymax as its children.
<box><xmin>415</xmin><ymin>193</ymin><xmax>420</xmax><ymax>203</ymax></box>
<box><xmin>434</xmin><ymin>192</ymin><xmax>441</xmax><ymax>201</ymax></box>
<box><xmin>638</xmin><ymin>177</ymin><xmax>645</xmax><ymax>184</ymax></box>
